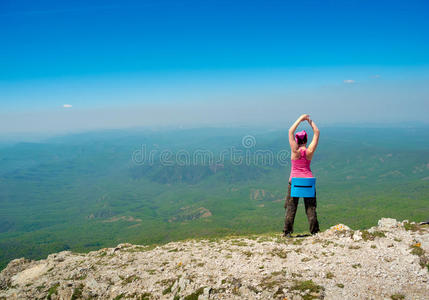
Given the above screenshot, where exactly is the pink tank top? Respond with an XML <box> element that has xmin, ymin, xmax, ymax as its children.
<box><xmin>289</xmin><ymin>148</ymin><xmax>313</xmax><ymax>182</ymax></box>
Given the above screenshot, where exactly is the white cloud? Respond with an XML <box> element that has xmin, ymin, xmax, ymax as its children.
<box><xmin>343</xmin><ymin>79</ymin><xmax>355</xmax><ymax>84</ymax></box>
<box><xmin>63</xmin><ymin>104</ymin><xmax>73</xmax><ymax>108</ymax></box>
<box><xmin>373</xmin><ymin>74</ymin><xmax>381</xmax><ymax>78</ymax></box>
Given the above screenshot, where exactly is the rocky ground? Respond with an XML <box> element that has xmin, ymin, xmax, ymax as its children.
<box><xmin>1</xmin><ymin>218</ymin><xmax>428</xmax><ymax>300</ymax></box>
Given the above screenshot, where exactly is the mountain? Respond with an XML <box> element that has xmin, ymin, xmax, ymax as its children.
<box><xmin>1</xmin><ymin>126</ymin><xmax>429</xmax><ymax>271</ymax></box>
<box><xmin>0</xmin><ymin>218</ymin><xmax>428</xmax><ymax>299</ymax></box>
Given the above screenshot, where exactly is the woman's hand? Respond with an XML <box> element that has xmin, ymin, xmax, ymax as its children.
<box><xmin>300</xmin><ymin>114</ymin><xmax>310</xmax><ymax>121</ymax></box>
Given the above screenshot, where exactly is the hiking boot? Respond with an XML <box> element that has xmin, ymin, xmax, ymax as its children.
<box><xmin>283</xmin><ymin>232</ymin><xmax>292</xmax><ymax>238</ymax></box>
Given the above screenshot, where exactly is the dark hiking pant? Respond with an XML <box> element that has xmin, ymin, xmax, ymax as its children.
<box><xmin>283</xmin><ymin>182</ymin><xmax>320</xmax><ymax>235</ymax></box>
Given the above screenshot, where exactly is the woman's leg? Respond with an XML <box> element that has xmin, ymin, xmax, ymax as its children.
<box><xmin>304</xmin><ymin>189</ymin><xmax>320</xmax><ymax>234</ymax></box>
<box><xmin>284</xmin><ymin>183</ymin><xmax>299</xmax><ymax>234</ymax></box>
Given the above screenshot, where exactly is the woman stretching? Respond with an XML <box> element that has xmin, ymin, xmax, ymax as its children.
<box><xmin>283</xmin><ymin>114</ymin><xmax>320</xmax><ymax>237</ymax></box>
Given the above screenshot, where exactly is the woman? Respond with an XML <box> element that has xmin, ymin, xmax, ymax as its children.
<box><xmin>283</xmin><ymin>114</ymin><xmax>320</xmax><ymax>237</ymax></box>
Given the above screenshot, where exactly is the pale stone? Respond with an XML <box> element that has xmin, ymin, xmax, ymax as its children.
<box><xmin>1</xmin><ymin>218</ymin><xmax>428</xmax><ymax>300</ymax></box>
<box><xmin>11</xmin><ymin>263</ymin><xmax>48</xmax><ymax>286</ymax></box>
<box><xmin>378</xmin><ymin>218</ymin><xmax>400</xmax><ymax>229</ymax></box>
<box><xmin>352</xmin><ymin>231</ymin><xmax>363</xmax><ymax>241</ymax></box>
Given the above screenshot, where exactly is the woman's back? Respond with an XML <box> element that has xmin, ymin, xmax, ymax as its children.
<box><xmin>289</xmin><ymin>147</ymin><xmax>313</xmax><ymax>182</ymax></box>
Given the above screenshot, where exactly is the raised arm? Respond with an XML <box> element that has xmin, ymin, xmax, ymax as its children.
<box><xmin>306</xmin><ymin>118</ymin><xmax>320</xmax><ymax>159</ymax></box>
<box><xmin>289</xmin><ymin>114</ymin><xmax>309</xmax><ymax>152</ymax></box>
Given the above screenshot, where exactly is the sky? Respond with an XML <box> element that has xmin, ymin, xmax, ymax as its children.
<box><xmin>1</xmin><ymin>0</ymin><xmax>428</xmax><ymax>134</ymax></box>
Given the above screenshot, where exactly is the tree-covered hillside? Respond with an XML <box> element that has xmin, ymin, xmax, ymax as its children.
<box><xmin>1</xmin><ymin>126</ymin><xmax>428</xmax><ymax>270</ymax></box>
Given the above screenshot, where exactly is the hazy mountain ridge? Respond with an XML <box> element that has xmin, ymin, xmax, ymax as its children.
<box><xmin>0</xmin><ymin>218</ymin><xmax>428</xmax><ymax>300</ymax></box>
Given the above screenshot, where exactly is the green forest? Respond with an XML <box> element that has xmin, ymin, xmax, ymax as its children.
<box><xmin>1</xmin><ymin>126</ymin><xmax>428</xmax><ymax>270</ymax></box>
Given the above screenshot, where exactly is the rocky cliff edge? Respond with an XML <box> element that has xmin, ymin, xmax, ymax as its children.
<box><xmin>1</xmin><ymin>218</ymin><xmax>428</xmax><ymax>300</ymax></box>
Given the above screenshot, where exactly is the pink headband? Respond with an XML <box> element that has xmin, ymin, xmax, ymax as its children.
<box><xmin>295</xmin><ymin>130</ymin><xmax>307</xmax><ymax>143</ymax></box>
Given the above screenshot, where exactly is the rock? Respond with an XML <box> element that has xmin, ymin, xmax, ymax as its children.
<box><xmin>178</xmin><ymin>277</ymin><xmax>188</xmax><ymax>291</ymax></box>
<box><xmin>1</xmin><ymin>218</ymin><xmax>428</xmax><ymax>299</ymax></box>
<box><xmin>238</xmin><ymin>285</ymin><xmax>248</xmax><ymax>296</ymax></box>
<box><xmin>48</xmin><ymin>251</ymin><xmax>71</xmax><ymax>262</ymax></box>
<box><xmin>378</xmin><ymin>218</ymin><xmax>400</xmax><ymax>230</ymax></box>
<box><xmin>319</xmin><ymin>223</ymin><xmax>352</xmax><ymax>238</ymax></box>
<box><xmin>171</xmin><ymin>279</ymin><xmax>178</xmax><ymax>292</ymax></box>
<box><xmin>352</xmin><ymin>231</ymin><xmax>363</xmax><ymax>241</ymax></box>
<box><xmin>0</xmin><ymin>258</ymin><xmax>32</xmax><ymax>290</ymax></box>
<box><xmin>11</xmin><ymin>263</ymin><xmax>48</xmax><ymax>286</ymax></box>
<box><xmin>84</xmin><ymin>277</ymin><xmax>100</xmax><ymax>291</ymax></box>
<box><xmin>203</xmin><ymin>287</ymin><xmax>211</xmax><ymax>295</ymax></box>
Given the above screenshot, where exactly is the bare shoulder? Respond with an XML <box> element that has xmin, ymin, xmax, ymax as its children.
<box><xmin>290</xmin><ymin>153</ymin><xmax>299</xmax><ymax>160</ymax></box>
<box><xmin>290</xmin><ymin>148</ymin><xmax>299</xmax><ymax>160</ymax></box>
<box><xmin>306</xmin><ymin>148</ymin><xmax>315</xmax><ymax>160</ymax></box>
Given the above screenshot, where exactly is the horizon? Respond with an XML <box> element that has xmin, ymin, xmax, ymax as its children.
<box><xmin>1</xmin><ymin>121</ymin><xmax>429</xmax><ymax>144</ymax></box>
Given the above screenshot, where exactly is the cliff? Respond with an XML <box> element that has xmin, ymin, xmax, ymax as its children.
<box><xmin>1</xmin><ymin>218</ymin><xmax>428</xmax><ymax>300</ymax></box>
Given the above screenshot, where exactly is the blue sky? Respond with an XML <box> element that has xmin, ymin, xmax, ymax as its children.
<box><xmin>1</xmin><ymin>0</ymin><xmax>428</xmax><ymax>133</ymax></box>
